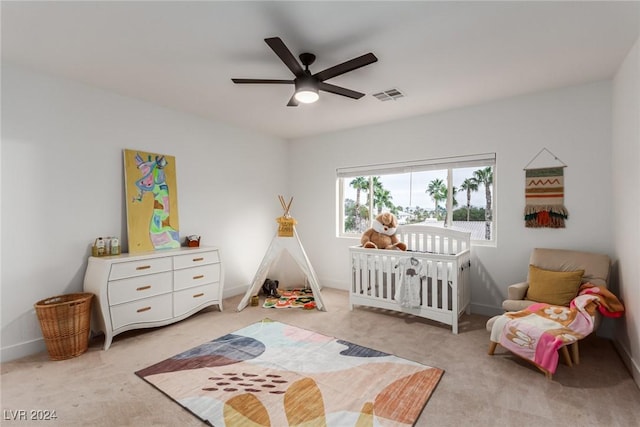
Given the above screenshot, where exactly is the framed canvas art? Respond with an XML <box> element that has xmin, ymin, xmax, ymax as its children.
<box><xmin>124</xmin><ymin>149</ymin><xmax>181</xmax><ymax>253</ymax></box>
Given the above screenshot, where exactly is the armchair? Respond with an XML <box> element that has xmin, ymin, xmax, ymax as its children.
<box><xmin>488</xmin><ymin>248</ymin><xmax>611</xmax><ymax>378</ymax></box>
<box><xmin>502</xmin><ymin>248</ymin><xmax>610</xmax><ymax>312</ymax></box>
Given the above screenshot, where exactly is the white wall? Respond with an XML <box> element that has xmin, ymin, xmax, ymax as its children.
<box><xmin>612</xmin><ymin>37</ymin><xmax>640</xmax><ymax>385</ymax></box>
<box><xmin>289</xmin><ymin>81</ymin><xmax>614</xmax><ymax>318</ymax></box>
<box><xmin>1</xmin><ymin>64</ymin><xmax>289</xmax><ymax>361</ymax></box>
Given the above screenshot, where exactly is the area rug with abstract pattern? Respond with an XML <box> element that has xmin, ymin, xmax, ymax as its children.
<box><xmin>135</xmin><ymin>319</ymin><xmax>444</xmax><ymax>426</ymax></box>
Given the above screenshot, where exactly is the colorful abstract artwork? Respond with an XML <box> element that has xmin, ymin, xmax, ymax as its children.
<box><xmin>124</xmin><ymin>149</ymin><xmax>180</xmax><ymax>253</ymax></box>
<box><xmin>136</xmin><ymin>319</ymin><xmax>443</xmax><ymax>426</ymax></box>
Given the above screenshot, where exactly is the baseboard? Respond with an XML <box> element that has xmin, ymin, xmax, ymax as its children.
<box><xmin>316</xmin><ymin>279</ymin><xmax>349</xmax><ymax>291</ymax></box>
<box><xmin>470</xmin><ymin>302</ymin><xmax>503</xmax><ymax>318</ymax></box>
<box><xmin>1</xmin><ymin>338</ymin><xmax>46</xmax><ymax>363</ymax></box>
<box><xmin>613</xmin><ymin>337</ymin><xmax>640</xmax><ymax>389</ymax></box>
<box><xmin>222</xmin><ymin>284</ymin><xmax>249</xmax><ymax>300</ymax></box>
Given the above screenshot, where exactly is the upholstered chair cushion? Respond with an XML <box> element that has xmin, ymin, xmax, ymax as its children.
<box><xmin>525</xmin><ymin>265</ymin><xmax>584</xmax><ymax>306</ymax></box>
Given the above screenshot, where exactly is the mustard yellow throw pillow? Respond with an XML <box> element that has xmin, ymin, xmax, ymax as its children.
<box><xmin>525</xmin><ymin>264</ymin><xmax>584</xmax><ymax>306</ymax></box>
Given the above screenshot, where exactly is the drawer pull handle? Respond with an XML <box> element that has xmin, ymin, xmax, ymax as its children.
<box><xmin>136</xmin><ymin>285</ymin><xmax>151</xmax><ymax>291</ymax></box>
<box><xmin>193</xmin><ymin>275</ymin><xmax>205</xmax><ymax>280</ymax></box>
<box><xmin>193</xmin><ymin>293</ymin><xmax>205</xmax><ymax>298</ymax></box>
<box><xmin>137</xmin><ymin>306</ymin><xmax>151</xmax><ymax>313</ymax></box>
<box><xmin>136</xmin><ymin>265</ymin><xmax>151</xmax><ymax>271</ymax></box>
<box><xmin>193</xmin><ymin>257</ymin><xmax>204</xmax><ymax>262</ymax></box>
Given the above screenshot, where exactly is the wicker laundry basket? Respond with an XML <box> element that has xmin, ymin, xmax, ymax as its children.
<box><xmin>34</xmin><ymin>293</ymin><xmax>93</xmax><ymax>360</ymax></box>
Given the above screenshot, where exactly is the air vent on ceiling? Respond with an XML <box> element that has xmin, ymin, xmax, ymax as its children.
<box><xmin>372</xmin><ymin>88</ymin><xmax>405</xmax><ymax>101</ymax></box>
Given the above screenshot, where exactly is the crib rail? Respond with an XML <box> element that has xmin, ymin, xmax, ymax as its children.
<box><xmin>398</xmin><ymin>224</ymin><xmax>470</xmax><ymax>254</ymax></box>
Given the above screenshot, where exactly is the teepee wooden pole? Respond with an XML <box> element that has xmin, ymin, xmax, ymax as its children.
<box><xmin>285</xmin><ymin>197</ymin><xmax>293</xmax><ymax>216</ymax></box>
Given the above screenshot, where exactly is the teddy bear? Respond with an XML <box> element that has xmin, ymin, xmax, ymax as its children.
<box><xmin>261</xmin><ymin>278</ymin><xmax>280</xmax><ymax>298</ymax></box>
<box><xmin>360</xmin><ymin>212</ymin><xmax>407</xmax><ymax>251</ymax></box>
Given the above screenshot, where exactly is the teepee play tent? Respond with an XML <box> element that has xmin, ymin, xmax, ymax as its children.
<box><xmin>237</xmin><ymin>196</ymin><xmax>326</xmax><ymax>311</ymax></box>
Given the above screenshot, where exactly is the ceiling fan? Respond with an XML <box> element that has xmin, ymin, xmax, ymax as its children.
<box><xmin>231</xmin><ymin>37</ymin><xmax>378</xmax><ymax>106</ymax></box>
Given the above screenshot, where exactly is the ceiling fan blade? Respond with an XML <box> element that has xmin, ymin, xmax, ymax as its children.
<box><xmin>265</xmin><ymin>37</ymin><xmax>304</xmax><ymax>77</ymax></box>
<box><xmin>232</xmin><ymin>78</ymin><xmax>294</xmax><ymax>84</ymax></box>
<box><xmin>318</xmin><ymin>82</ymin><xmax>365</xmax><ymax>99</ymax></box>
<box><xmin>287</xmin><ymin>94</ymin><xmax>299</xmax><ymax>107</ymax></box>
<box><xmin>313</xmin><ymin>53</ymin><xmax>378</xmax><ymax>82</ymax></box>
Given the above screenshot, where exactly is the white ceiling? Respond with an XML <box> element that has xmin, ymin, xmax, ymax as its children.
<box><xmin>2</xmin><ymin>1</ymin><xmax>639</xmax><ymax>140</ymax></box>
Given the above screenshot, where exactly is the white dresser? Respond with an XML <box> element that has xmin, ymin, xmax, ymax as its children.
<box><xmin>83</xmin><ymin>246</ymin><xmax>223</xmax><ymax>350</ymax></box>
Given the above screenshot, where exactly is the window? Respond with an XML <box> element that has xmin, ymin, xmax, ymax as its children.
<box><xmin>337</xmin><ymin>153</ymin><xmax>496</xmax><ymax>243</ymax></box>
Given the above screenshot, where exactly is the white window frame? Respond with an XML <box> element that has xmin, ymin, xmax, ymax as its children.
<box><xmin>337</xmin><ymin>153</ymin><xmax>497</xmax><ymax>245</ymax></box>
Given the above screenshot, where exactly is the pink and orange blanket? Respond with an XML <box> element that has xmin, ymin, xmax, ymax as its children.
<box><xmin>490</xmin><ymin>284</ymin><xmax>624</xmax><ymax>374</ymax></box>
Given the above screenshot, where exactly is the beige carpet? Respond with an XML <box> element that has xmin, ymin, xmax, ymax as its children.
<box><xmin>2</xmin><ymin>288</ymin><xmax>639</xmax><ymax>426</ymax></box>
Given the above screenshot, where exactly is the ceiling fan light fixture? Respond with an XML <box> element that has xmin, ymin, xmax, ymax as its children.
<box><xmin>294</xmin><ymin>88</ymin><xmax>319</xmax><ymax>104</ymax></box>
<box><xmin>294</xmin><ymin>75</ymin><xmax>319</xmax><ymax>104</ymax></box>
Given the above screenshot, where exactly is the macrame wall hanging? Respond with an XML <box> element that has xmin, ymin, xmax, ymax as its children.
<box><xmin>523</xmin><ymin>148</ymin><xmax>568</xmax><ymax>228</ymax></box>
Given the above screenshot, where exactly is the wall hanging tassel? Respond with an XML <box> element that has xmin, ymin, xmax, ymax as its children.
<box><xmin>523</xmin><ymin>149</ymin><xmax>568</xmax><ymax>228</ymax></box>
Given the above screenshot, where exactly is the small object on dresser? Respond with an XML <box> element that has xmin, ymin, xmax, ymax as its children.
<box><xmin>92</xmin><ymin>236</ymin><xmax>120</xmax><ymax>256</ymax></box>
<box><xmin>93</xmin><ymin>237</ymin><xmax>105</xmax><ymax>256</ymax></box>
<box><xmin>187</xmin><ymin>235</ymin><xmax>200</xmax><ymax>247</ymax></box>
<box><xmin>110</xmin><ymin>237</ymin><xmax>120</xmax><ymax>255</ymax></box>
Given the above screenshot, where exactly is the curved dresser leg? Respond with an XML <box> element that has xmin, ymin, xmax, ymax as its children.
<box><xmin>103</xmin><ymin>333</ymin><xmax>113</xmax><ymax>351</ymax></box>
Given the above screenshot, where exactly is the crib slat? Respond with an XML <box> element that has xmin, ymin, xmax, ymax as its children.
<box><xmin>428</xmin><ymin>260</ymin><xmax>437</xmax><ymax>308</ymax></box>
<box><xmin>441</xmin><ymin>261</ymin><xmax>449</xmax><ymax>311</ymax></box>
<box><xmin>376</xmin><ymin>255</ymin><xmax>383</xmax><ymax>298</ymax></box>
<box><xmin>381</xmin><ymin>257</ymin><xmax>396</xmax><ymax>301</ymax></box>
<box><xmin>360</xmin><ymin>253</ymin><xmax>366</xmax><ymax>294</ymax></box>
<box><xmin>352</xmin><ymin>253</ymin><xmax>357</xmax><ymax>293</ymax></box>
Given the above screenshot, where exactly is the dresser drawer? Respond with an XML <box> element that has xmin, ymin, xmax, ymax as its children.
<box><xmin>173</xmin><ymin>250</ymin><xmax>220</xmax><ymax>270</ymax></box>
<box><xmin>173</xmin><ymin>283</ymin><xmax>219</xmax><ymax>318</ymax></box>
<box><xmin>108</xmin><ymin>271</ymin><xmax>172</xmax><ymax>306</ymax></box>
<box><xmin>109</xmin><ymin>257</ymin><xmax>172</xmax><ymax>280</ymax></box>
<box><xmin>110</xmin><ymin>293</ymin><xmax>173</xmax><ymax>330</ymax></box>
<box><xmin>173</xmin><ymin>264</ymin><xmax>220</xmax><ymax>291</ymax></box>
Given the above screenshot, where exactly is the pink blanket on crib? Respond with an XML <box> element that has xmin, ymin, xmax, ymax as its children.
<box><xmin>492</xmin><ymin>284</ymin><xmax>624</xmax><ymax>374</ymax></box>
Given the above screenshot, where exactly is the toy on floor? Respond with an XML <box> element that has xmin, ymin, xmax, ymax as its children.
<box><xmin>263</xmin><ymin>288</ymin><xmax>315</xmax><ymax>309</ymax></box>
<box><xmin>261</xmin><ymin>278</ymin><xmax>280</xmax><ymax>298</ymax></box>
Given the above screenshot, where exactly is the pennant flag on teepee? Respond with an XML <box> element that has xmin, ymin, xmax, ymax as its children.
<box><xmin>524</xmin><ymin>167</ymin><xmax>568</xmax><ymax>228</ymax></box>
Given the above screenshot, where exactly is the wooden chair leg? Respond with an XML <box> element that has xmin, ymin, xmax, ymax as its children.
<box><xmin>534</xmin><ymin>365</ymin><xmax>553</xmax><ymax>380</ymax></box>
<box><xmin>488</xmin><ymin>341</ymin><xmax>498</xmax><ymax>355</ymax></box>
<box><xmin>571</xmin><ymin>342</ymin><xmax>580</xmax><ymax>364</ymax></box>
<box><xmin>489</xmin><ymin>340</ymin><xmax>555</xmax><ymax>380</ymax></box>
<box><xmin>560</xmin><ymin>345</ymin><xmax>573</xmax><ymax>367</ymax></box>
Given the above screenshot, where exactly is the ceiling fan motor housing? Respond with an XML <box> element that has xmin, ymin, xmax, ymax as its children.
<box><xmin>299</xmin><ymin>52</ymin><xmax>316</xmax><ymax>68</ymax></box>
<box><xmin>295</xmin><ymin>74</ymin><xmax>317</xmax><ymax>91</ymax></box>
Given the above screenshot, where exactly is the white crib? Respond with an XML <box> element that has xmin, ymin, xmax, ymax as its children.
<box><xmin>349</xmin><ymin>224</ymin><xmax>471</xmax><ymax>334</ymax></box>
